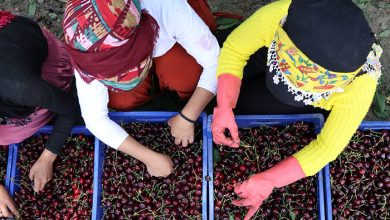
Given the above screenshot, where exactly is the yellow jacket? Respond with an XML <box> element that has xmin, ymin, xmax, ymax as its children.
<box><xmin>217</xmin><ymin>0</ymin><xmax>378</xmax><ymax>176</ymax></box>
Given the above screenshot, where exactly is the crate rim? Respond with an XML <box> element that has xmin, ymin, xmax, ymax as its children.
<box><xmin>207</xmin><ymin>113</ymin><xmax>324</xmax><ymax>132</ymax></box>
<box><xmin>4</xmin><ymin>145</ymin><xmax>14</xmax><ymax>191</ymax></box>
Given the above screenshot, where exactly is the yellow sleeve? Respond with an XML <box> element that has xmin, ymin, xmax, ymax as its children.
<box><xmin>293</xmin><ymin>75</ymin><xmax>377</xmax><ymax>176</ymax></box>
<box><xmin>217</xmin><ymin>0</ymin><xmax>291</xmax><ymax>79</ymax></box>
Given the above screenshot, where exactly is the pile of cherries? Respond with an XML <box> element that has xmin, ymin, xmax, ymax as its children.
<box><xmin>330</xmin><ymin>130</ymin><xmax>390</xmax><ymax>220</ymax></box>
<box><xmin>14</xmin><ymin>134</ymin><xmax>94</xmax><ymax>220</ymax></box>
<box><xmin>0</xmin><ymin>145</ymin><xmax>8</xmax><ymax>182</ymax></box>
<box><xmin>101</xmin><ymin>123</ymin><xmax>203</xmax><ymax>220</ymax></box>
<box><xmin>214</xmin><ymin>122</ymin><xmax>318</xmax><ymax>220</ymax></box>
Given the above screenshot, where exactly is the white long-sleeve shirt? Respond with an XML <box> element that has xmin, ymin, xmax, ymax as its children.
<box><xmin>75</xmin><ymin>0</ymin><xmax>219</xmax><ymax>149</ymax></box>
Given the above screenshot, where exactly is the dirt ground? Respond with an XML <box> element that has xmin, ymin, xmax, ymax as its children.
<box><xmin>1</xmin><ymin>0</ymin><xmax>389</xmax><ymax>120</ymax></box>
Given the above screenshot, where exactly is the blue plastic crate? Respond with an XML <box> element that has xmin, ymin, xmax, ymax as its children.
<box><xmin>8</xmin><ymin>126</ymin><xmax>94</xmax><ymax>211</ymax></box>
<box><xmin>323</xmin><ymin>121</ymin><xmax>390</xmax><ymax>220</ymax></box>
<box><xmin>92</xmin><ymin>111</ymin><xmax>208</xmax><ymax>220</ymax></box>
<box><xmin>207</xmin><ymin>114</ymin><xmax>326</xmax><ymax>220</ymax></box>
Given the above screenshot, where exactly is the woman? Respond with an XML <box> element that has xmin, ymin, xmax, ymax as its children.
<box><xmin>0</xmin><ymin>12</ymin><xmax>78</xmax><ymax>194</ymax></box>
<box><xmin>212</xmin><ymin>0</ymin><xmax>382</xmax><ymax>219</ymax></box>
<box><xmin>63</xmin><ymin>0</ymin><xmax>219</xmax><ymax>177</ymax></box>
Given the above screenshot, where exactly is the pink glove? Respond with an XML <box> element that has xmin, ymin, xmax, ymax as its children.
<box><xmin>232</xmin><ymin>157</ymin><xmax>306</xmax><ymax>220</ymax></box>
<box><xmin>212</xmin><ymin>74</ymin><xmax>241</xmax><ymax>147</ymax></box>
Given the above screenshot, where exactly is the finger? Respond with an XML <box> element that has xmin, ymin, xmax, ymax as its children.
<box><xmin>0</xmin><ymin>205</ymin><xmax>11</xmax><ymax>217</ymax></box>
<box><xmin>188</xmin><ymin>136</ymin><xmax>194</xmax><ymax>144</ymax></box>
<box><xmin>213</xmin><ymin>131</ymin><xmax>239</xmax><ymax>148</ymax></box>
<box><xmin>182</xmin><ymin>139</ymin><xmax>189</xmax><ymax>147</ymax></box>
<box><xmin>174</xmin><ymin>137</ymin><xmax>181</xmax><ymax>146</ymax></box>
<box><xmin>212</xmin><ymin>129</ymin><xmax>224</xmax><ymax>144</ymax></box>
<box><xmin>41</xmin><ymin>178</ymin><xmax>49</xmax><ymax>190</ymax></box>
<box><xmin>29</xmin><ymin>169</ymin><xmax>35</xmax><ymax>181</ymax></box>
<box><xmin>234</xmin><ymin>183</ymin><xmax>244</xmax><ymax>195</ymax></box>
<box><xmin>164</xmin><ymin>168</ymin><xmax>174</xmax><ymax>178</ymax></box>
<box><xmin>6</xmin><ymin>202</ymin><xmax>20</xmax><ymax>218</ymax></box>
<box><xmin>229</xmin><ymin>127</ymin><xmax>240</xmax><ymax>147</ymax></box>
<box><xmin>33</xmin><ymin>178</ymin><xmax>43</xmax><ymax>193</ymax></box>
<box><xmin>244</xmin><ymin>204</ymin><xmax>261</xmax><ymax>220</ymax></box>
<box><xmin>234</xmin><ymin>182</ymin><xmax>251</xmax><ymax>198</ymax></box>
<box><xmin>39</xmin><ymin>179</ymin><xmax>47</xmax><ymax>191</ymax></box>
<box><xmin>170</xmin><ymin>158</ymin><xmax>174</xmax><ymax>166</ymax></box>
<box><xmin>231</xmin><ymin>198</ymin><xmax>255</xmax><ymax>207</ymax></box>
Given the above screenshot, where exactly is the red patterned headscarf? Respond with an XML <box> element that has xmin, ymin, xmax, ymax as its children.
<box><xmin>63</xmin><ymin>0</ymin><xmax>159</xmax><ymax>84</ymax></box>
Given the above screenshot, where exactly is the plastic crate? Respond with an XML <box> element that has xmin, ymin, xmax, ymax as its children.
<box><xmin>92</xmin><ymin>112</ymin><xmax>208</xmax><ymax>220</ymax></box>
<box><xmin>8</xmin><ymin>126</ymin><xmax>95</xmax><ymax>202</ymax></box>
<box><xmin>323</xmin><ymin>121</ymin><xmax>390</xmax><ymax>220</ymax></box>
<box><xmin>206</xmin><ymin>114</ymin><xmax>326</xmax><ymax>220</ymax></box>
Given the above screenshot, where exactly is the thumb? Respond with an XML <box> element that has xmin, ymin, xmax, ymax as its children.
<box><xmin>244</xmin><ymin>203</ymin><xmax>261</xmax><ymax>220</ymax></box>
<box><xmin>228</xmin><ymin>126</ymin><xmax>240</xmax><ymax>147</ymax></box>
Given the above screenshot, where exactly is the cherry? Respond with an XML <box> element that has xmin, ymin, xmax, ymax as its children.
<box><xmin>330</xmin><ymin>129</ymin><xmax>389</xmax><ymax>219</ymax></box>
<box><xmin>0</xmin><ymin>145</ymin><xmax>8</xmax><ymax>182</ymax></box>
<box><xmin>14</xmin><ymin>134</ymin><xmax>94</xmax><ymax>219</ymax></box>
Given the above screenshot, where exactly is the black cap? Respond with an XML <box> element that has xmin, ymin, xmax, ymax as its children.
<box><xmin>283</xmin><ymin>0</ymin><xmax>374</xmax><ymax>72</ymax></box>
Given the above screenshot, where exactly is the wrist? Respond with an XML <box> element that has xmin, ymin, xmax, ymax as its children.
<box><xmin>139</xmin><ymin>150</ymin><xmax>161</xmax><ymax>166</ymax></box>
<box><xmin>178</xmin><ymin>111</ymin><xmax>197</xmax><ymax>124</ymax></box>
<box><xmin>265</xmin><ymin>156</ymin><xmax>305</xmax><ymax>188</ymax></box>
<box><xmin>40</xmin><ymin>149</ymin><xmax>57</xmax><ymax>163</ymax></box>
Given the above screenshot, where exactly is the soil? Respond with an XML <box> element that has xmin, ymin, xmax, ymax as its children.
<box><xmin>1</xmin><ymin>0</ymin><xmax>389</xmax><ymax>120</ymax></box>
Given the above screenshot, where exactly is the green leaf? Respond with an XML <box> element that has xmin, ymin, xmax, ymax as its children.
<box><xmin>48</xmin><ymin>12</ymin><xmax>57</xmax><ymax>20</ymax></box>
<box><xmin>217</xmin><ymin>17</ymin><xmax>239</xmax><ymax>25</ymax></box>
<box><xmin>289</xmin><ymin>210</ymin><xmax>296</xmax><ymax>220</ymax></box>
<box><xmin>373</xmin><ymin>109</ymin><xmax>389</xmax><ymax>119</ymax></box>
<box><xmin>374</xmin><ymin>93</ymin><xmax>387</xmax><ymax>113</ymax></box>
<box><xmin>375</xmin><ymin>2</ymin><xmax>390</xmax><ymax>8</ymax></box>
<box><xmin>229</xmin><ymin>214</ymin><xmax>235</xmax><ymax>220</ymax></box>
<box><xmin>217</xmin><ymin>17</ymin><xmax>241</xmax><ymax>30</ymax></box>
<box><xmin>354</xmin><ymin>0</ymin><xmax>370</xmax><ymax>9</ymax></box>
<box><xmin>379</xmin><ymin>30</ymin><xmax>390</xmax><ymax>38</ymax></box>
<box><xmin>218</xmin><ymin>22</ymin><xmax>240</xmax><ymax>30</ymax></box>
<box><xmin>213</xmin><ymin>147</ymin><xmax>221</xmax><ymax>164</ymax></box>
<box><xmin>373</xmin><ymin>104</ymin><xmax>390</xmax><ymax>119</ymax></box>
<box><xmin>28</xmin><ymin>0</ymin><xmax>37</xmax><ymax>17</ymax></box>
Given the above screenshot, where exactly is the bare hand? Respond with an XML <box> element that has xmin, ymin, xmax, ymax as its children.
<box><xmin>29</xmin><ymin>149</ymin><xmax>56</xmax><ymax>192</ymax></box>
<box><xmin>145</xmin><ymin>153</ymin><xmax>174</xmax><ymax>177</ymax></box>
<box><xmin>0</xmin><ymin>185</ymin><xmax>19</xmax><ymax>218</ymax></box>
<box><xmin>168</xmin><ymin>114</ymin><xmax>195</xmax><ymax>147</ymax></box>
